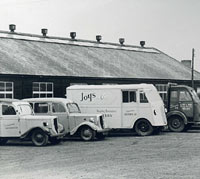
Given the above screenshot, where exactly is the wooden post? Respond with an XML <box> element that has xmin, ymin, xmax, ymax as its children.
<box><xmin>191</xmin><ymin>48</ymin><xmax>195</xmax><ymax>88</ymax></box>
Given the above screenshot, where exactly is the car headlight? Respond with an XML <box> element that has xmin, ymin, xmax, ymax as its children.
<box><xmin>89</xmin><ymin>118</ymin><xmax>95</xmax><ymax>123</ymax></box>
<box><xmin>43</xmin><ymin>122</ymin><xmax>48</xmax><ymax>127</ymax></box>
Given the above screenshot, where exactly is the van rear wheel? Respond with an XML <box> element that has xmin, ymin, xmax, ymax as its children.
<box><xmin>135</xmin><ymin>119</ymin><xmax>153</xmax><ymax>136</ymax></box>
<box><xmin>168</xmin><ymin>116</ymin><xmax>185</xmax><ymax>132</ymax></box>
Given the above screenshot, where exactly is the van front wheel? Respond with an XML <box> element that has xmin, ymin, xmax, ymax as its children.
<box><xmin>135</xmin><ymin>119</ymin><xmax>153</xmax><ymax>136</ymax></box>
<box><xmin>31</xmin><ymin>129</ymin><xmax>49</xmax><ymax>146</ymax></box>
<box><xmin>80</xmin><ymin>126</ymin><xmax>96</xmax><ymax>141</ymax></box>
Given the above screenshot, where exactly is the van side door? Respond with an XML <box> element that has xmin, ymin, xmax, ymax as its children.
<box><xmin>122</xmin><ymin>90</ymin><xmax>138</xmax><ymax>128</ymax></box>
<box><xmin>178</xmin><ymin>88</ymin><xmax>193</xmax><ymax>118</ymax></box>
<box><xmin>51</xmin><ymin>102</ymin><xmax>70</xmax><ymax>133</ymax></box>
<box><xmin>0</xmin><ymin>104</ymin><xmax>20</xmax><ymax>137</ymax></box>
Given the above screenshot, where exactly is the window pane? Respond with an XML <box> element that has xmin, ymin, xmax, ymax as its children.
<box><xmin>140</xmin><ymin>93</ymin><xmax>148</xmax><ymax>103</ymax></box>
<box><xmin>130</xmin><ymin>91</ymin><xmax>136</xmax><ymax>102</ymax></box>
<box><xmin>34</xmin><ymin>103</ymin><xmax>48</xmax><ymax>113</ymax></box>
<box><xmin>0</xmin><ymin>83</ymin><xmax>4</xmax><ymax>91</ymax></box>
<box><xmin>47</xmin><ymin>94</ymin><xmax>53</xmax><ymax>97</ymax></box>
<box><xmin>52</xmin><ymin>103</ymin><xmax>66</xmax><ymax>113</ymax></box>
<box><xmin>33</xmin><ymin>83</ymin><xmax>39</xmax><ymax>91</ymax></box>
<box><xmin>179</xmin><ymin>90</ymin><xmax>192</xmax><ymax>102</ymax></box>
<box><xmin>6</xmin><ymin>94</ymin><xmax>12</xmax><ymax>98</ymax></box>
<box><xmin>122</xmin><ymin>91</ymin><xmax>128</xmax><ymax>103</ymax></box>
<box><xmin>40</xmin><ymin>93</ymin><xmax>46</xmax><ymax>98</ymax></box>
<box><xmin>67</xmin><ymin>103</ymin><xmax>80</xmax><ymax>113</ymax></box>
<box><xmin>170</xmin><ymin>91</ymin><xmax>178</xmax><ymax>102</ymax></box>
<box><xmin>2</xmin><ymin>105</ymin><xmax>16</xmax><ymax>115</ymax></box>
<box><xmin>6</xmin><ymin>83</ymin><xmax>12</xmax><ymax>91</ymax></box>
<box><xmin>40</xmin><ymin>83</ymin><xmax>46</xmax><ymax>91</ymax></box>
<box><xmin>0</xmin><ymin>94</ymin><xmax>4</xmax><ymax>98</ymax></box>
<box><xmin>47</xmin><ymin>83</ymin><xmax>52</xmax><ymax>91</ymax></box>
<box><xmin>33</xmin><ymin>94</ymin><xmax>39</xmax><ymax>98</ymax></box>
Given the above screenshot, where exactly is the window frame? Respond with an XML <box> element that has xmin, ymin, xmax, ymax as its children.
<box><xmin>155</xmin><ymin>84</ymin><xmax>168</xmax><ymax>101</ymax></box>
<box><xmin>32</xmin><ymin>82</ymin><xmax>54</xmax><ymax>98</ymax></box>
<box><xmin>122</xmin><ymin>90</ymin><xmax>137</xmax><ymax>103</ymax></box>
<box><xmin>0</xmin><ymin>81</ymin><xmax>14</xmax><ymax>99</ymax></box>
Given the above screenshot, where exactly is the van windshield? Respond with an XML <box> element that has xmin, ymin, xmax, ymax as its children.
<box><xmin>67</xmin><ymin>103</ymin><xmax>81</xmax><ymax>113</ymax></box>
<box><xmin>18</xmin><ymin>104</ymin><xmax>33</xmax><ymax>115</ymax></box>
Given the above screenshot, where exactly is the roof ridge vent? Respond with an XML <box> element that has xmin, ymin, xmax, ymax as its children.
<box><xmin>119</xmin><ymin>38</ymin><xmax>125</xmax><ymax>45</ymax></box>
<box><xmin>70</xmin><ymin>32</ymin><xmax>76</xmax><ymax>40</ymax></box>
<box><xmin>140</xmin><ymin>41</ymin><xmax>145</xmax><ymax>47</ymax></box>
<box><xmin>9</xmin><ymin>24</ymin><xmax>16</xmax><ymax>33</ymax></box>
<box><xmin>96</xmin><ymin>35</ymin><xmax>102</xmax><ymax>42</ymax></box>
<box><xmin>41</xmin><ymin>28</ymin><xmax>48</xmax><ymax>37</ymax></box>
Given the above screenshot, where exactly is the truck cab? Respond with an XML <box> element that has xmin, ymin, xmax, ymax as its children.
<box><xmin>166</xmin><ymin>84</ymin><xmax>200</xmax><ymax>132</ymax></box>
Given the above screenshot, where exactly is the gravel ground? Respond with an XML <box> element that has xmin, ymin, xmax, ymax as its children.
<box><xmin>1</xmin><ymin>130</ymin><xmax>200</xmax><ymax>179</ymax></box>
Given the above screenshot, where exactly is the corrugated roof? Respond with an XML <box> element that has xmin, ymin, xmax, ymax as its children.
<box><xmin>0</xmin><ymin>31</ymin><xmax>199</xmax><ymax>80</ymax></box>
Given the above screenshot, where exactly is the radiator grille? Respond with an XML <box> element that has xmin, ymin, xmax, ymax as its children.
<box><xmin>100</xmin><ymin>116</ymin><xmax>104</xmax><ymax>129</ymax></box>
<box><xmin>54</xmin><ymin>118</ymin><xmax>58</xmax><ymax>133</ymax></box>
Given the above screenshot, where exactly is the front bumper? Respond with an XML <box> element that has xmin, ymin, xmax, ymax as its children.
<box><xmin>49</xmin><ymin>131</ymin><xmax>65</xmax><ymax>139</ymax></box>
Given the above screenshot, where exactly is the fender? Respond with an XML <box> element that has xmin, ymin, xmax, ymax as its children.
<box><xmin>167</xmin><ymin>111</ymin><xmax>188</xmax><ymax>124</ymax></box>
<box><xmin>133</xmin><ymin>118</ymin><xmax>153</xmax><ymax>128</ymax></box>
<box><xmin>20</xmin><ymin>127</ymin><xmax>50</xmax><ymax>139</ymax></box>
<box><xmin>70</xmin><ymin>121</ymin><xmax>100</xmax><ymax>136</ymax></box>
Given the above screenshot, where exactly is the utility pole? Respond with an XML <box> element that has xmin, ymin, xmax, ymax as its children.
<box><xmin>191</xmin><ymin>48</ymin><xmax>195</xmax><ymax>88</ymax></box>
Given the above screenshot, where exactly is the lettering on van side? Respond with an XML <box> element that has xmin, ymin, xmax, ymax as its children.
<box><xmin>80</xmin><ymin>93</ymin><xmax>96</xmax><ymax>102</ymax></box>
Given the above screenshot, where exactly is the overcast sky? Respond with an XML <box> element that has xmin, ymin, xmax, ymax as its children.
<box><xmin>0</xmin><ymin>0</ymin><xmax>200</xmax><ymax>71</ymax></box>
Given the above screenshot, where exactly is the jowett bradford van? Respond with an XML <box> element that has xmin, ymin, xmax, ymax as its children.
<box><xmin>66</xmin><ymin>84</ymin><xmax>167</xmax><ymax>136</ymax></box>
<box><xmin>0</xmin><ymin>99</ymin><xmax>64</xmax><ymax>146</ymax></box>
<box><xmin>24</xmin><ymin>98</ymin><xmax>109</xmax><ymax>141</ymax></box>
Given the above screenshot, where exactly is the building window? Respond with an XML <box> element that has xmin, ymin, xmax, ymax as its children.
<box><xmin>0</xmin><ymin>81</ymin><xmax>14</xmax><ymax>98</ymax></box>
<box><xmin>33</xmin><ymin>82</ymin><xmax>53</xmax><ymax>98</ymax></box>
<box><xmin>155</xmin><ymin>84</ymin><xmax>168</xmax><ymax>101</ymax></box>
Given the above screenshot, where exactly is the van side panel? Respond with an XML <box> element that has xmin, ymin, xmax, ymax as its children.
<box><xmin>67</xmin><ymin>89</ymin><xmax>122</xmax><ymax>128</ymax></box>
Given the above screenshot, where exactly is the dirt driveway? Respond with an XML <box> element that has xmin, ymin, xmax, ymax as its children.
<box><xmin>1</xmin><ymin>130</ymin><xmax>200</xmax><ymax>179</ymax></box>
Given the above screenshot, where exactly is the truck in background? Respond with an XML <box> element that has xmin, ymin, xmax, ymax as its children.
<box><xmin>165</xmin><ymin>83</ymin><xmax>200</xmax><ymax>132</ymax></box>
<box><xmin>66</xmin><ymin>84</ymin><xmax>167</xmax><ymax>136</ymax></box>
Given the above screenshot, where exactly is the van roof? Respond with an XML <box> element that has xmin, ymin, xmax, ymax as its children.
<box><xmin>23</xmin><ymin>97</ymin><xmax>74</xmax><ymax>103</ymax></box>
<box><xmin>0</xmin><ymin>98</ymin><xmax>20</xmax><ymax>103</ymax></box>
<box><xmin>67</xmin><ymin>84</ymin><xmax>156</xmax><ymax>90</ymax></box>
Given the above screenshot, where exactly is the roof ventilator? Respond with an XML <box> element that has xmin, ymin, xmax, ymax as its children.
<box><xmin>70</xmin><ymin>32</ymin><xmax>76</xmax><ymax>40</ymax></box>
<box><xmin>96</xmin><ymin>35</ymin><xmax>102</xmax><ymax>42</ymax></box>
<box><xmin>140</xmin><ymin>41</ymin><xmax>145</xmax><ymax>47</ymax></box>
<box><xmin>119</xmin><ymin>38</ymin><xmax>125</xmax><ymax>45</ymax></box>
<box><xmin>9</xmin><ymin>24</ymin><xmax>16</xmax><ymax>33</ymax></box>
<box><xmin>41</xmin><ymin>28</ymin><xmax>48</xmax><ymax>37</ymax></box>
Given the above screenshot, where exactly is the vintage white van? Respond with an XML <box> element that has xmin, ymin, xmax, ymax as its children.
<box><xmin>24</xmin><ymin>98</ymin><xmax>109</xmax><ymax>141</ymax></box>
<box><xmin>0</xmin><ymin>99</ymin><xmax>64</xmax><ymax>146</ymax></box>
<box><xmin>66</xmin><ymin>84</ymin><xmax>167</xmax><ymax>136</ymax></box>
